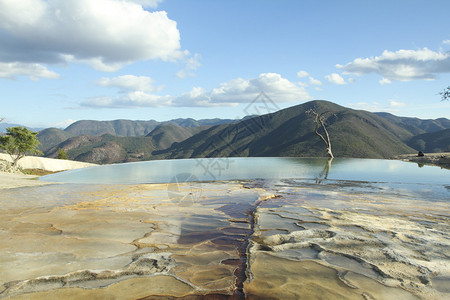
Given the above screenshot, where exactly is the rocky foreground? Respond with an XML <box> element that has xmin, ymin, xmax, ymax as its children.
<box><xmin>0</xmin><ymin>177</ymin><xmax>448</xmax><ymax>299</ymax></box>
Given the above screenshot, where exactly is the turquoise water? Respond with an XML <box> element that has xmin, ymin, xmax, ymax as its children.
<box><xmin>41</xmin><ymin>157</ymin><xmax>449</xmax><ymax>185</ymax></box>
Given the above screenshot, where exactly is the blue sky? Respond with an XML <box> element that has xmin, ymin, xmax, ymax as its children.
<box><xmin>0</xmin><ymin>0</ymin><xmax>449</xmax><ymax>128</ymax></box>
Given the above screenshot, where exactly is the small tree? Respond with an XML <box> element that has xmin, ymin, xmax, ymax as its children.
<box><xmin>57</xmin><ymin>148</ymin><xmax>69</xmax><ymax>160</ymax></box>
<box><xmin>0</xmin><ymin>126</ymin><xmax>42</xmax><ymax>170</ymax></box>
<box><xmin>440</xmin><ymin>86</ymin><xmax>450</xmax><ymax>101</ymax></box>
<box><xmin>306</xmin><ymin>109</ymin><xmax>335</xmax><ymax>159</ymax></box>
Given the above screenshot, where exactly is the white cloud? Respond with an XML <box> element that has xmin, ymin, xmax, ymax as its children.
<box><xmin>0</xmin><ymin>62</ymin><xmax>59</xmax><ymax>81</ymax></box>
<box><xmin>308</xmin><ymin>77</ymin><xmax>322</xmax><ymax>86</ymax></box>
<box><xmin>84</xmin><ymin>73</ymin><xmax>311</xmax><ymax>108</ymax></box>
<box><xmin>325</xmin><ymin>73</ymin><xmax>346</xmax><ymax>85</ymax></box>
<box><xmin>443</xmin><ymin>40</ymin><xmax>450</xmax><ymax>45</ymax></box>
<box><xmin>0</xmin><ymin>0</ymin><xmax>183</xmax><ymax>75</ymax></box>
<box><xmin>388</xmin><ymin>100</ymin><xmax>406</xmax><ymax>108</ymax></box>
<box><xmin>175</xmin><ymin>70</ymin><xmax>188</xmax><ymax>79</ymax></box>
<box><xmin>96</xmin><ymin>75</ymin><xmax>156</xmax><ymax>92</ymax></box>
<box><xmin>297</xmin><ymin>70</ymin><xmax>309</xmax><ymax>78</ymax></box>
<box><xmin>88</xmin><ymin>74</ymin><xmax>168</xmax><ymax>107</ymax></box>
<box><xmin>379</xmin><ymin>78</ymin><xmax>392</xmax><ymax>85</ymax></box>
<box><xmin>297</xmin><ymin>75</ymin><xmax>322</xmax><ymax>87</ymax></box>
<box><xmin>349</xmin><ymin>99</ymin><xmax>406</xmax><ymax>113</ymax></box>
<box><xmin>338</xmin><ymin>48</ymin><xmax>450</xmax><ymax>81</ymax></box>
<box><xmin>349</xmin><ymin>102</ymin><xmax>381</xmax><ymax>112</ymax></box>
<box><xmin>176</xmin><ymin>52</ymin><xmax>201</xmax><ymax>78</ymax></box>
<box><xmin>53</xmin><ymin>119</ymin><xmax>76</xmax><ymax>129</ymax></box>
<box><xmin>82</xmin><ymin>92</ymin><xmax>172</xmax><ymax>108</ymax></box>
<box><xmin>127</xmin><ymin>0</ymin><xmax>162</xmax><ymax>8</ymax></box>
<box><xmin>174</xmin><ymin>73</ymin><xmax>311</xmax><ymax>107</ymax></box>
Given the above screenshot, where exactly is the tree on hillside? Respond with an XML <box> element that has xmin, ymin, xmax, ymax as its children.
<box><xmin>440</xmin><ymin>86</ymin><xmax>450</xmax><ymax>101</ymax></box>
<box><xmin>57</xmin><ymin>148</ymin><xmax>69</xmax><ymax>160</ymax></box>
<box><xmin>306</xmin><ymin>109</ymin><xmax>335</xmax><ymax>159</ymax></box>
<box><xmin>0</xmin><ymin>126</ymin><xmax>42</xmax><ymax>170</ymax></box>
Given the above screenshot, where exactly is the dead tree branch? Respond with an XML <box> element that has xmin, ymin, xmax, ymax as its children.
<box><xmin>306</xmin><ymin>109</ymin><xmax>335</xmax><ymax>159</ymax></box>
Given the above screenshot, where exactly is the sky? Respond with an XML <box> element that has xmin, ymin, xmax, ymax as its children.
<box><xmin>0</xmin><ymin>0</ymin><xmax>449</xmax><ymax>128</ymax></box>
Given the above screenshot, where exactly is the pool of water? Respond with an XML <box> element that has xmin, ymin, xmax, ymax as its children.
<box><xmin>5</xmin><ymin>157</ymin><xmax>449</xmax><ymax>299</ymax></box>
<box><xmin>41</xmin><ymin>157</ymin><xmax>449</xmax><ymax>185</ymax></box>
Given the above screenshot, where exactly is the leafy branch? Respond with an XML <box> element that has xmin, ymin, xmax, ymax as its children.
<box><xmin>440</xmin><ymin>86</ymin><xmax>450</xmax><ymax>101</ymax></box>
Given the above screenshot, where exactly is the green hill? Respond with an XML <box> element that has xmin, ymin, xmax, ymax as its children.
<box><xmin>44</xmin><ymin>124</ymin><xmax>210</xmax><ymax>164</ymax></box>
<box><xmin>37</xmin><ymin>128</ymin><xmax>74</xmax><ymax>152</ymax></box>
<box><xmin>375</xmin><ymin>112</ymin><xmax>450</xmax><ymax>135</ymax></box>
<box><xmin>407</xmin><ymin>128</ymin><xmax>450</xmax><ymax>153</ymax></box>
<box><xmin>40</xmin><ymin>100</ymin><xmax>450</xmax><ymax>164</ymax></box>
<box><xmin>146</xmin><ymin>123</ymin><xmax>209</xmax><ymax>149</ymax></box>
<box><xmin>45</xmin><ymin>134</ymin><xmax>156</xmax><ymax>164</ymax></box>
<box><xmin>64</xmin><ymin>119</ymin><xmax>160</xmax><ymax>137</ymax></box>
<box><xmin>155</xmin><ymin>100</ymin><xmax>416</xmax><ymax>159</ymax></box>
<box><xmin>64</xmin><ymin>118</ymin><xmax>237</xmax><ymax>137</ymax></box>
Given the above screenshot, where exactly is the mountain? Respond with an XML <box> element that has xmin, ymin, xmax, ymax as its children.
<box><xmin>1</xmin><ymin>123</ymin><xmax>21</xmax><ymax>133</ymax></box>
<box><xmin>407</xmin><ymin>128</ymin><xmax>450</xmax><ymax>153</ymax></box>
<box><xmin>168</xmin><ymin>118</ymin><xmax>237</xmax><ymax>127</ymax></box>
<box><xmin>146</xmin><ymin>123</ymin><xmax>209</xmax><ymax>149</ymax></box>
<box><xmin>37</xmin><ymin>128</ymin><xmax>75</xmax><ymax>152</ymax></box>
<box><xmin>0</xmin><ymin>123</ymin><xmax>44</xmax><ymax>134</ymax></box>
<box><xmin>154</xmin><ymin>100</ymin><xmax>417</xmax><ymax>159</ymax></box>
<box><xmin>38</xmin><ymin>100</ymin><xmax>450</xmax><ymax>164</ymax></box>
<box><xmin>64</xmin><ymin>118</ymin><xmax>238</xmax><ymax>137</ymax></box>
<box><xmin>375</xmin><ymin>112</ymin><xmax>450</xmax><ymax>135</ymax></box>
<box><xmin>45</xmin><ymin>134</ymin><xmax>156</xmax><ymax>164</ymax></box>
<box><xmin>64</xmin><ymin>120</ymin><xmax>160</xmax><ymax>137</ymax></box>
<box><xmin>43</xmin><ymin>124</ymin><xmax>211</xmax><ymax>164</ymax></box>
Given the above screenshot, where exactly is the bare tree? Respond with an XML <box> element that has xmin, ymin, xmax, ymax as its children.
<box><xmin>306</xmin><ymin>109</ymin><xmax>335</xmax><ymax>159</ymax></box>
<box><xmin>440</xmin><ymin>86</ymin><xmax>450</xmax><ymax>101</ymax></box>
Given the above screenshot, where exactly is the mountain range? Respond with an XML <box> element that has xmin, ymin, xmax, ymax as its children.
<box><xmin>12</xmin><ymin>100</ymin><xmax>450</xmax><ymax>164</ymax></box>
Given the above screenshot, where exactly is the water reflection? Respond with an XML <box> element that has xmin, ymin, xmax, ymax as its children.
<box><xmin>315</xmin><ymin>158</ymin><xmax>333</xmax><ymax>184</ymax></box>
<box><xmin>41</xmin><ymin>157</ymin><xmax>449</xmax><ymax>185</ymax></box>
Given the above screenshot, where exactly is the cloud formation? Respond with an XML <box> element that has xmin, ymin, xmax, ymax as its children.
<box><xmin>84</xmin><ymin>74</ymin><xmax>167</xmax><ymax>108</ymax></box>
<box><xmin>127</xmin><ymin>0</ymin><xmax>162</xmax><ymax>8</ymax></box>
<box><xmin>96</xmin><ymin>75</ymin><xmax>157</xmax><ymax>92</ymax></box>
<box><xmin>297</xmin><ymin>70</ymin><xmax>309</xmax><ymax>78</ymax></box>
<box><xmin>0</xmin><ymin>62</ymin><xmax>59</xmax><ymax>80</ymax></box>
<box><xmin>176</xmin><ymin>52</ymin><xmax>202</xmax><ymax>79</ymax></box>
<box><xmin>349</xmin><ymin>100</ymin><xmax>407</xmax><ymax>113</ymax></box>
<box><xmin>0</xmin><ymin>0</ymin><xmax>183</xmax><ymax>77</ymax></box>
<box><xmin>83</xmin><ymin>92</ymin><xmax>172</xmax><ymax>108</ymax></box>
<box><xmin>325</xmin><ymin>73</ymin><xmax>346</xmax><ymax>85</ymax></box>
<box><xmin>83</xmin><ymin>73</ymin><xmax>311</xmax><ymax>108</ymax></box>
<box><xmin>175</xmin><ymin>73</ymin><xmax>310</xmax><ymax>106</ymax></box>
<box><xmin>338</xmin><ymin>48</ymin><xmax>450</xmax><ymax>82</ymax></box>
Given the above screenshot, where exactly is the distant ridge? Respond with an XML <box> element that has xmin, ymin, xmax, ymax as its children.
<box><xmin>0</xmin><ymin>123</ymin><xmax>43</xmax><ymax>133</ymax></box>
<box><xmin>33</xmin><ymin>100</ymin><xmax>450</xmax><ymax>164</ymax></box>
<box><xmin>155</xmin><ymin>100</ymin><xmax>418</xmax><ymax>159</ymax></box>
<box><xmin>146</xmin><ymin>123</ymin><xmax>209</xmax><ymax>150</ymax></box>
<box><xmin>407</xmin><ymin>128</ymin><xmax>450</xmax><ymax>153</ymax></box>
<box><xmin>64</xmin><ymin>118</ymin><xmax>238</xmax><ymax>137</ymax></box>
<box><xmin>42</xmin><ymin>123</ymin><xmax>211</xmax><ymax>164</ymax></box>
<box><xmin>374</xmin><ymin>112</ymin><xmax>450</xmax><ymax>135</ymax></box>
